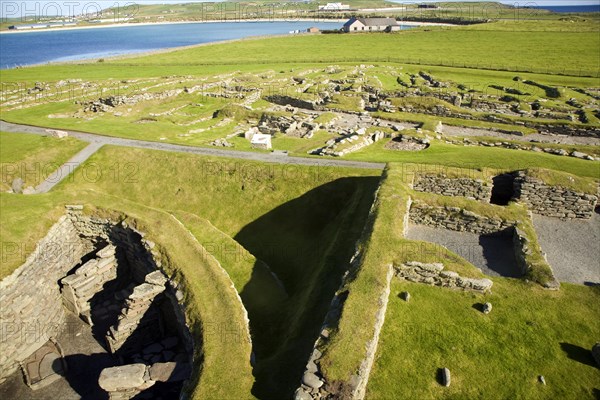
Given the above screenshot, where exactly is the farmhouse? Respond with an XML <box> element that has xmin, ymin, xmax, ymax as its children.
<box><xmin>342</xmin><ymin>17</ymin><xmax>400</xmax><ymax>33</ymax></box>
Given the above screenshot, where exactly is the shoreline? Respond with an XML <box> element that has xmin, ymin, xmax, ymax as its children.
<box><xmin>0</xmin><ymin>18</ymin><xmax>451</xmax><ymax>35</ymax></box>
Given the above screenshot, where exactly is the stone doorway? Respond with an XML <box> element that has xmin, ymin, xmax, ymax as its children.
<box><xmin>490</xmin><ymin>173</ymin><xmax>516</xmax><ymax>206</ymax></box>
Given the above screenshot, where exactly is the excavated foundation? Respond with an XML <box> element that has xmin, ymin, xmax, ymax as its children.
<box><xmin>0</xmin><ymin>206</ymin><xmax>193</xmax><ymax>400</ymax></box>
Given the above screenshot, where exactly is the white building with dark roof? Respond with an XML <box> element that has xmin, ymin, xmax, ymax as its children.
<box><xmin>342</xmin><ymin>17</ymin><xmax>400</xmax><ymax>33</ymax></box>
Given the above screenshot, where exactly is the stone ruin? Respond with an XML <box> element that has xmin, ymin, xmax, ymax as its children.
<box><xmin>394</xmin><ymin>262</ymin><xmax>493</xmax><ymax>292</ymax></box>
<box><xmin>513</xmin><ymin>171</ymin><xmax>598</xmax><ymax>219</ymax></box>
<box><xmin>0</xmin><ymin>206</ymin><xmax>194</xmax><ymax>399</ymax></box>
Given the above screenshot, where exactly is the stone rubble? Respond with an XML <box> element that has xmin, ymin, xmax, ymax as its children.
<box><xmin>395</xmin><ymin>262</ymin><xmax>493</xmax><ymax>292</ymax></box>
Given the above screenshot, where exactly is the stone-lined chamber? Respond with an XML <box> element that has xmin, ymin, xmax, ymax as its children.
<box><xmin>0</xmin><ymin>206</ymin><xmax>194</xmax><ymax>399</ymax></box>
<box><xmin>408</xmin><ymin>201</ymin><xmax>559</xmax><ymax>288</ymax></box>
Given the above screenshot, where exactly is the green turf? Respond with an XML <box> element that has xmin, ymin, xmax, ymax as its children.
<box><xmin>367</xmin><ymin>279</ymin><xmax>600</xmax><ymax>399</ymax></box>
<box><xmin>0</xmin><ymin>131</ymin><xmax>87</xmax><ymax>189</ymax></box>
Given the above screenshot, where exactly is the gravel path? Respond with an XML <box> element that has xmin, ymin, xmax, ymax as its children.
<box><xmin>34</xmin><ymin>142</ymin><xmax>104</xmax><ymax>194</ymax></box>
<box><xmin>0</xmin><ymin>120</ymin><xmax>385</xmax><ymax>170</ymax></box>
<box><xmin>443</xmin><ymin>125</ymin><xmax>600</xmax><ymax>146</ymax></box>
<box><xmin>406</xmin><ymin>224</ymin><xmax>522</xmax><ymax>278</ymax></box>
<box><xmin>533</xmin><ymin>213</ymin><xmax>600</xmax><ymax>285</ymax></box>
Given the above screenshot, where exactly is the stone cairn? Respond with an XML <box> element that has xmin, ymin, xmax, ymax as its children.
<box><xmin>395</xmin><ymin>262</ymin><xmax>493</xmax><ymax>292</ymax></box>
<box><xmin>60</xmin><ymin>245</ymin><xmax>117</xmax><ymax>325</ymax></box>
<box><xmin>106</xmin><ymin>271</ymin><xmax>167</xmax><ymax>354</ymax></box>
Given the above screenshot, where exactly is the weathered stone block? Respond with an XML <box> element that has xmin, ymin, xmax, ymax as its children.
<box><xmin>99</xmin><ymin>364</ymin><xmax>147</xmax><ymax>392</ymax></box>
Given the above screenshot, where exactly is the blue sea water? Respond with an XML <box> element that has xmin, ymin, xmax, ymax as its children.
<box><xmin>532</xmin><ymin>5</ymin><xmax>600</xmax><ymax>13</ymax></box>
<box><xmin>0</xmin><ymin>21</ymin><xmax>363</xmax><ymax>69</ymax></box>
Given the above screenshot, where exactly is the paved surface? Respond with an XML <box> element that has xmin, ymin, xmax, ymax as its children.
<box><xmin>1</xmin><ymin>120</ymin><xmax>386</xmax><ymax>171</ymax></box>
<box><xmin>406</xmin><ymin>224</ymin><xmax>522</xmax><ymax>278</ymax></box>
<box><xmin>34</xmin><ymin>142</ymin><xmax>105</xmax><ymax>194</ymax></box>
<box><xmin>0</xmin><ymin>313</ymin><xmax>113</xmax><ymax>400</ymax></box>
<box><xmin>533</xmin><ymin>213</ymin><xmax>600</xmax><ymax>285</ymax></box>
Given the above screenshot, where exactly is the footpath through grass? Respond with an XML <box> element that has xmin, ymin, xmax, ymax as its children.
<box><xmin>0</xmin><ymin>131</ymin><xmax>87</xmax><ymax>190</ymax></box>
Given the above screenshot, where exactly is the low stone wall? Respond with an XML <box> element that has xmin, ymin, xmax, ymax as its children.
<box><xmin>106</xmin><ymin>271</ymin><xmax>167</xmax><ymax>354</ymax></box>
<box><xmin>294</xmin><ymin>266</ymin><xmax>394</xmax><ymax>400</ymax></box>
<box><xmin>395</xmin><ymin>262</ymin><xmax>493</xmax><ymax>292</ymax></box>
<box><xmin>513</xmin><ymin>172</ymin><xmax>598</xmax><ymax>219</ymax></box>
<box><xmin>409</xmin><ymin>202</ymin><xmax>515</xmax><ymax>235</ymax></box>
<box><xmin>413</xmin><ymin>175</ymin><xmax>492</xmax><ymax>202</ymax></box>
<box><xmin>0</xmin><ymin>215</ymin><xmax>87</xmax><ymax>383</ymax></box>
<box><xmin>60</xmin><ymin>245</ymin><xmax>118</xmax><ymax>324</ymax></box>
<box><xmin>511</xmin><ymin>227</ymin><xmax>559</xmax><ymax>289</ymax></box>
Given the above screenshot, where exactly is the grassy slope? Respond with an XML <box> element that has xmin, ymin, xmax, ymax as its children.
<box><xmin>368</xmin><ymin>279</ymin><xmax>600</xmax><ymax>399</ymax></box>
<box><xmin>345</xmin><ymin>139</ymin><xmax>600</xmax><ymax>180</ymax></box>
<box><xmin>0</xmin><ymin>131</ymin><xmax>87</xmax><ymax>189</ymax></box>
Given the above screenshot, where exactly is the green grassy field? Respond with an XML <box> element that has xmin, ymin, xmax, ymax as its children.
<box><xmin>0</xmin><ymin>131</ymin><xmax>87</xmax><ymax>190</ymax></box>
<box><xmin>1</xmin><ymin>11</ymin><xmax>599</xmax><ymax>400</ymax></box>
<box><xmin>368</xmin><ymin>279</ymin><xmax>600</xmax><ymax>399</ymax></box>
<box><xmin>101</xmin><ymin>25</ymin><xmax>599</xmax><ymax>76</ymax></box>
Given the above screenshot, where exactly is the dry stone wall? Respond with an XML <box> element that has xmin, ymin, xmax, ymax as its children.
<box><xmin>60</xmin><ymin>245</ymin><xmax>118</xmax><ymax>324</ymax></box>
<box><xmin>0</xmin><ymin>215</ymin><xmax>87</xmax><ymax>383</ymax></box>
<box><xmin>413</xmin><ymin>175</ymin><xmax>492</xmax><ymax>202</ymax></box>
<box><xmin>409</xmin><ymin>202</ymin><xmax>515</xmax><ymax>234</ymax></box>
<box><xmin>395</xmin><ymin>261</ymin><xmax>493</xmax><ymax>292</ymax></box>
<box><xmin>513</xmin><ymin>172</ymin><xmax>598</xmax><ymax>219</ymax></box>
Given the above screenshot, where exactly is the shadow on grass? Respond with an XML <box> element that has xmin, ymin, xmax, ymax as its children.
<box><xmin>472</xmin><ymin>303</ymin><xmax>484</xmax><ymax>313</ymax></box>
<box><xmin>234</xmin><ymin>176</ymin><xmax>380</xmax><ymax>400</ymax></box>
<box><xmin>560</xmin><ymin>342</ymin><xmax>597</xmax><ymax>368</ymax></box>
